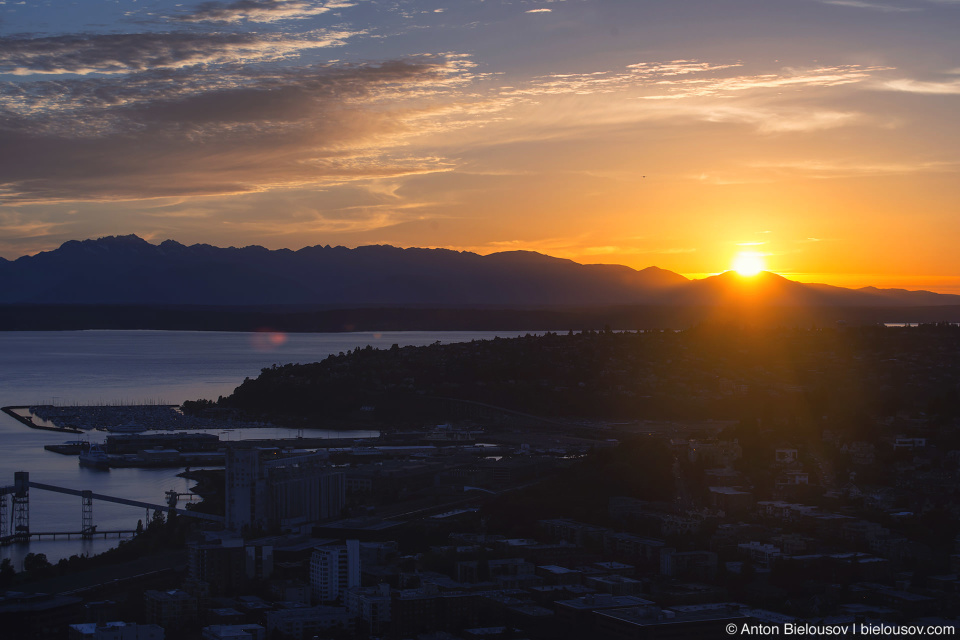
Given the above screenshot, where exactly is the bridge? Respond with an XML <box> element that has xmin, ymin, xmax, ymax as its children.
<box><xmin>0</xmin><ymin>471</ymin><xmax>224</xmax><ymax>544</ymax></box>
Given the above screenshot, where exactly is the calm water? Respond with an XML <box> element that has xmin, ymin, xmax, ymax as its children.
<box><xmin>0</xmin><ymin>330</ymin><xmax>538</xmax><ymax>568</ymax></box>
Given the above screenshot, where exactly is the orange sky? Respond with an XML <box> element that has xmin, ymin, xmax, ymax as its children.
<box><xmin>1</xmin><ymin>1</ymin><xmax>958</xmax><ymax>293</ymax></box>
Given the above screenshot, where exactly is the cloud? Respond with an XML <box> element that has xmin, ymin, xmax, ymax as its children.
<box><xmin>0</xmin><ymin>57</ymin><xmax>478</xmax><ymax>203</ymax></box>
<box><xmin>500</xmin><ymin>60</ymin><xmax>744</xmax><ymax>97</ymax></box>
<box><xmin>640</xmin><ymin>65</ymin><xmax>888</xmax><ymax>100</ymax></box>
<box><xmin>459</xmin><ymin>60</ymin><xmax>885</xmax><ymax>150</ymax></box>
<box><xmin>0</xmin><ymin>30</ymin><xmax>358</xmax><ymax>76</ymax></box>
<box><xmin>440</xmin><ymin>238</ymin><xmax>697</xmax><ymax>265</ymax></box>
<box><xmin>881</xmin><ymin>78</ymin><xmax>960</xmax><ymax>93</ymax></box>
<box><xmin>525</xmin><ymin>8</ymin><xmax>552</xmax><ymax>13</ymax></box>
<box><xmin>696</xmin><ymin>105</ymin><xmax>862</xmax><ymax>133</ymax></box>
<box><xmin>0</xmin><ymin>211</ymin><xmax>67</xmax><ymax>238</ymax></box>
<box><xmin>817</xmin><ymin>0</ymin><xmax>920</xmax><ymax>12</ymax></box>
<box><xmin>751</xmin><ymin>159</ymin><xmax>959</xmax><ymax>178</ymax></box>
<box><xmin>499</xmin><ymin>61</ymin><xmax>883</xmax><ymax>101</ymax></box>
<box><xmin>175</xmin><ymin>0</ymin><xmax>354</xmax><ymax>24</ymax></box>
<box><xmin>0</xmin><ymin>32</ymin><xmax>904</xmax><ymax>209</ymax></box>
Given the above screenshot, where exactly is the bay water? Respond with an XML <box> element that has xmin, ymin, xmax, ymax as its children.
<box><xmin>0</xmin><ymin>329</ymin><xmax>536</xmax><ymax>569</ymax></box>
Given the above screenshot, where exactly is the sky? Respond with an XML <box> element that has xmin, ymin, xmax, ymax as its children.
<box><xmin>1</xmin><ymin>0</ymin><xmax>958</xmax><ymax>292</ymax></box>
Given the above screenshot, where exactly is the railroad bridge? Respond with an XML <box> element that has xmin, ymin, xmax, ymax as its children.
<box><xmin>0</xmin><ymin>471</ymin><xmax>223</xmax><ymax>544</ymax></box>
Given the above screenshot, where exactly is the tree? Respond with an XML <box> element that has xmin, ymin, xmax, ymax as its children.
<box><xmin>23</xmin><ymin>553</ymin><xmax>51</xmax><ymax>573</ymax></box>
<box><xmin>0</xmin><ymin>558</ymin><xmax>15</xmax><ymax>587</ymax></box>
<box><xmin>147</xmin><ymin>509</ymin><xmax>165</xmax><ymax>532</ymax></box>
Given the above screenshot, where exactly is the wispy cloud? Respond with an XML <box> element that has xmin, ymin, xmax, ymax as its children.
<box><xmin>687</xmin><ymin>156</ymin><xmax>958</xmax><ymax>185</ymax></box>
<box><xmin>451</xmin><ymin>60</ymin><xmax>892</xmax><ymax>150</ymax></box>
<box><xmin>0</xmin><ymin>31</ymin><xmax>357</xmax><ymax>76</ymax></box>
<box><xmin>441</xmin><ymin>237</ymin><xmax>696</xmax><ymax>264</ymax></box>
<box><xmin>696</xmin><ymin>105</ymin><xmax>862</xmax><ymax>133</ymax></box>
<box><xmin>501</xmin><ymin>60</ymin><xmax>744</xmax><ymax>97</ymax></box>
<box><xmin>818</xmin><ymin>0</ymin><xmax>920</xmax><ymax>12</ymax></box>
<box><xmin>497</xmin><ymin>60</ymin><xmax>885</xmax><ymax>106</ymax></box>
<box><xmin>641</xmin><ymin>65</ymin><xmax>888</xmax><ymax>100</ymax></box>
<box><xmin>0</xmin><ymin>56</ymin><xmax>478</xmax><ymax>203</ymax></box>
<box><xmin>752</xmin><ymin>158</ymin><xmax>959</xmax><ymax>178</ymax></box>
<box><xmin>174</xmin><ymin>0</ymin><xmax>354</xmax><ymax>24</ymax></box>
<box><xmin>881</xmin><ymin>78</ymin><xmax>960</xmax><ymax>93</ymax></box>
<box><xmin>0</xmin><ymin>212</ymin><xmax>67</xmax><ymax>238</ymax></box>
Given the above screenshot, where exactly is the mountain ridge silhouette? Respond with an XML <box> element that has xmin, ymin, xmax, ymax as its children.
<box><xmin>1</xmin><ymin>234</ymin><xmax>956</xmax><ymax>307</ymax></box>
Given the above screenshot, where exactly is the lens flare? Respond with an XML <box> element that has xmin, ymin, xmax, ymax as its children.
<box><xmin>251</xmin><ymin>328</ymin><xmax>288</xmax><ymax>351</ymax></box>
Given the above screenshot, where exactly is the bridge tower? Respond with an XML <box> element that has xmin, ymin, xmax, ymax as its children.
<box><xmin>13</xmin><ymin>471</ymin><xmax>29</xmax><ymax>541</ymax></box>
<box><xmin>81</xmin><ymin>490</ymin><xmax>94</xmax><ymax>538</ymax></box>
<box><xmin>0</xmin><ymin>492</ymin><xmax>7</xmax><ymax>537</ymax></box>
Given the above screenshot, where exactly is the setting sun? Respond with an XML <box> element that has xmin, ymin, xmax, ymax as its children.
<box><xmin>732</xmin><ymin>252</ymin><xmax>766</xmax><ymax>277</ymax></box>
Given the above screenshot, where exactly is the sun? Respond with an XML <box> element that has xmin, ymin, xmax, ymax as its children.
<box><xmin>731</xmin><ymin>252</ymin><xmax>766</xmax><ymax>277</ymax></box>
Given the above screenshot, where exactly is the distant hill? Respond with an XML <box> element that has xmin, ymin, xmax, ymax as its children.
<box><xmin>0</xmin><ymin>234</ymin><xmax>957</xmax><ymax>309</ymax></box>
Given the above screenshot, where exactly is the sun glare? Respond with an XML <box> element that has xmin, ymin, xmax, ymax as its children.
<box><xmin>732</xmin><ymin>252</ymin><xmax>766</xmax><ymax>277</ymax></box>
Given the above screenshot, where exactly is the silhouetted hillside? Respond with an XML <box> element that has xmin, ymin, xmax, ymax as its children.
<box><xmin>2</xmin><ymin>235</ymin><xmax>958</xmax><ymax>309</ymax></box>
<box><xmin>210</xmin><ymin>325</ymin><xmax>960</xmax><ymax>425</ymax></box>
<box><xmin>0</xmin><ymin>235</ymin><xmax>689</xmax><ymax>306</ymax></box>
<box><xmin>1</xmin><ymin>235</ymin><xmax>959</xmax><ymax>335</ymax></box>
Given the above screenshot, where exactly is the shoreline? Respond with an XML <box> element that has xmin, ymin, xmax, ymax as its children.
<box><xmin>3</xmin><ymin>305</ymin><xmax>960</xmax><ymax>333</ymax></box>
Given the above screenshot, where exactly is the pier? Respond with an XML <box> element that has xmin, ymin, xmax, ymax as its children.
<box><xmin>1</xmin><ymin>406</ymin><xmax>83</xmax><ymax>434</ymax></box>
<box><xmin>0</xmin><ymin>471</ymin><xmax>223</xmax><ymax>545</ymax></box>
<box><xmin>22</xmin><ymin>530</ymin><xmax>137</xmax><ymax>541</ymax></box>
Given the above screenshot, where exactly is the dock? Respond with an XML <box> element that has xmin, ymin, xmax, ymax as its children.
<box><xmin>1</xmin><ymin>406</ymin><xmax>83</xmax><ymax>434</ymax></box>
<box><xmin>0</xmin><ymin>530</ymin><xmax>137</xmax><ymax>544</ymax></box>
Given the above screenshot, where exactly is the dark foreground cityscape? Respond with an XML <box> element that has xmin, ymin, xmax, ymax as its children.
<box><xmin>3</xmin><ymin>326</ymin><xmax>960</xmax><ymax>639</ymax></box>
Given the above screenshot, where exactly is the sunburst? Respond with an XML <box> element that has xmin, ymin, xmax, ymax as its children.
<box><xmin>731</xmin><ymin>252</ymin><xmax>766</xmax><ymax>277</ymax></box>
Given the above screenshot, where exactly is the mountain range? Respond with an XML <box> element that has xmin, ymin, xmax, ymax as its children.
<box><xmin>0</xmin><ymin>234</ymin><xmax>957</xmax><ymax>308</ymax></box>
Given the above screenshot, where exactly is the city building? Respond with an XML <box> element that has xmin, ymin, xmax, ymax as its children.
<box><xmin>201</xmin><ymin>625</ymin><xmax>265</xmax><ymax>640</ymax></box>
<box><xmin>345</xmin><ymin>584</ymin><xmax>392</xmax><ymax>635</ymax></box>
<box><xmin>602</xmin><ymin>532</ymin><xmax>667</xmax><ymax>565</ymax></box>
<box><xmin>265</xmin><ymin>605</ymin><xmax>350</xmax><ymax>639</ymax></box>
<box><xmin>594</xmin><ymin>604</ymin><xmax>752</xmax><ymax>640</ymax></box>
<box><xmin>540</xmin><ymin>518</ymin><xmax>612</xmax><ymax>546</ymax></box>
<box><xmin>143</xmin><ymin>590</ymin><xmax>198</xmax><ymax>633</ymax></box>
<box><xmin>775</xmin><ymin>448</ymin><xmax>798</xmax><ymax>464</ymax></box>
<box><xmin>0</xmin><ymin>592</ymin><xmax>83</xmax><ymax>639</ymax></box>
<box><xmin>554</xmin><ymin>594</ymin><xmax>654</xmax><ymax>638</ymax></box>
<box><xmin>659</xmin><ymin>549</ymin><xmax>719</xmax><ymax>581</ymax></box>
<box><xmin>687</xmin><ymin>439</ymin><xmax>742</xmax><ymax>466</ymax></box>
<box><xmin>894</xmin><ymin>437</ymin><xmax>927</xmax><ymax>450</ymax></box>
<box><xmin>709</xmin><ymin>487</ymin><xmax>754</xmax><ymax>514</ymax></box>
<box><xmin>737</xmin><ymin>542</ymin><xmax>781</xmax><ymax>570</ymax></box>
<box><xmin>310</xmin><ymin>540</ymin><xmax>361</xmax><ymax>602</ymax></box>
<box><xmin>225</xmin><ymin>449</ymin><xmax>344</xmax><ymax>532</ymax></box>
<box><xmin>186</xmin><ymin>537</ymin><xmax>245</xmax><ymax>597</ymax></box>
<box><xmin>390</xmin><ymin>585</ymin><xmax>480</xmax><ymax>636</ymax></box>
<box><xmin>585</xmin><ymin>575</ymin><xmax>643</xmax><ymax>597</ymax></box>
<box><xmin>67</xmin><ymin>622</ymin><xmax>165</xmax><ymax>640</ymax></box>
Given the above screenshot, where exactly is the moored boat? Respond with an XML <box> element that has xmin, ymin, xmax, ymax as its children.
<box><xmin>78</xmin><ymin>443</ymin><xmax>111</xmax><ymax>469</ymax></box>
<box><xmin>106</xmin><ymin>423</ymin><xmax>149</xmax><ymax>433</ymax></box>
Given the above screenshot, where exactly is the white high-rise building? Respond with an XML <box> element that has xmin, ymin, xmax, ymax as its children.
<box><xmin>310</xmin><ymin>540</ymin><xmax>360</xmax><ymax>602</ymax></box>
